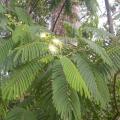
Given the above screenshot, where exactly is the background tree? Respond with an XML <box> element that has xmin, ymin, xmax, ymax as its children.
<box><xmin>104</xmin><ymin>0</ymin><xmax>114</xmax><ymax>34</ymax></box>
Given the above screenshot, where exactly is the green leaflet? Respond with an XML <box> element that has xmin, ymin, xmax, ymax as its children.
<box><xmin>2</xmin><ymin>62</ymin><xmax>43</xmax><ymax>100</ymax></box>
<box><xmin>50</xmin><ymin>0</ymin><xmax>98</xmax><ymax>15</ymax></box>
<box><xmin>60</xmin><ymin>56</ymin><xmax>90</xmax><ymax>98</ymax></box>
<box><xmin>108</xmin><ymin>46</ymin><xmax>120</xmax><ymax>71</ymax></box>
<box><xmin>15</xmin><ymin>7</ymin><xmax>32</xmax><ymax>25</ymax></box>
<box><xmin>94</xmin><ymin>71</ymin><xmax>110</xmax><ymax>108</ymax></box>
<box><xmin>83</xmin><ymin>38</ymin><xmax>113</xmax><ymax>66</ymax></box>
<box><xmin>5</xmin><ymin>107</ymin><xmax>36</xmax><ymax>120</ymax></box>
<box><xmin>12</xmin><ymin>25</ymin><xmax>32</xmax><ymax>45</ymax></box>
<box><xmin>0</xmin><ymin>39</ymin><xmax>14</xmax><ymax>66</ymax></box>
<box><xmin>0</xmin><ymin>4</ymin><xmax>6</xmax><ymax>13</ymax></box>
<box><xmin>84</xmin><ymin>0</ymin><xmax>99</xmax><ymax>15</ymax></box>
<box><xmin>73</xmin><ymin>54</ymin><xmax>99</xmax><ymax>99</ymax></box>
<box><xmin>50</xmin><ymin>0</ymin><xmax>62</xmax><ymax>9</ymax></box>
<box><xmin>73</xmin><ymin>54</ymin><xmax>110</xmax><ymax>107</ymax></box>
<box><xmin>64</xmin><ymin>22</ymin><xmax>76</xmax><ymax>38</ymax></box>
<box><xmin>11</xmin><ymin>41</ymin><xmax>49</xmax><ymax>64</ymax></box>
<box><xmin>52</xmin><ymin>61</ymin><xmax>81</xmax><ymax>120</ymax></box>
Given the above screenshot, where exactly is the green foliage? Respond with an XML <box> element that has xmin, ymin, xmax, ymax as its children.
<box><xmin>50</xmin><ymin>0</ymin><xmax>62</xmax><ymax>9</ymax></box>
<box><xmin>64</xmin><ymin>21</ymin><xmax>112</xmax><ymax>66</ymax></box>
<box><xmin>82</xmin><ymin>38</ymin><xmax>112</xmax><ymax>66</ymax></box>
<box><xmin>0</xmin><ymin>1</ymin><xmax>120</xmax><ymax>120</ymax></box>
<box><xmin>52</xmin><ymin>61</ymin><xmax>81</xmax><ymax>120</ymax></box>
<box><xmin>64</xmin><ymin>0</ymin><xmax>72</xmax><ymax>15</ymax></box>
<box><xmin>93</xmin><ymin>71</ymin><xmax>110</xmax><ymax>107</ymax></box>
<box><xmin>108</xmin><ymin>46</ymin><xmax>120</xmax><ymax>71</ymax></box>
<box><xmin>64</xmin><ymin>22</ymin><xmax>76</xmax><ymax>38</ymax></box>
<box><xmin>2</xmin><ymin>62</ymin><xmax>43</xmax><ymax>100</ymax></box>
<box><xmin>11</xmin><ymin>41</ymin><xmax>49</xmax><ymax>64</ymax></box>
<box><xmin>15</xmin><ymin>7</ymin><xmax>32</xmax><ymax>25</ymax></box>
<box><xmin>50</xmin><ymin>0</ymin><xmax>98</xmax><ymax>15</ymax></box>
<box><xmin>73</xmin><ymin>54</ymin><xmax>110</xmax><ymax>107</ymax></box>
<box><xmin>0</xmin><ymin>39</ymin><xmax>14</xmax><ymax>66</ymax></box>
<box><xmin>5</xmin><ymin>107</ymin><xmax>36</xmax><ymax>120</ymax></box>
<box><xmin>60</xmin><ymin>56</ymin><xmax>90</xmax><ymax>98</ymax></box>
<box><xmin>84</xmin><ymin>0</ymin><xmax>99</xmax><ymax>15</ymax></box>
<box><xmin>12</xmin><ymin>25</ymin><xmax>32</xmax><ymax>44</ymax></box>
<box><xmin>0</xmin><ymin>4</ymin><xmax>6</xmax><ymax>14</ymax></box>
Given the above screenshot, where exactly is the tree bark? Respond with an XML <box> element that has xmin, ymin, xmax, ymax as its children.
<box><xmin>51</xmin><ymin>1</ymin><xmax>80</xmax><ymax>35</ymax></box>
<box><xmin>104</xmin><ymin>0</ymin><xmax>114</xmax><ymax>34</ymax></box>
<box><xmin>51</xmin><ymin>0</ymin><xmax>66</xmax><ymax>32</ymax></box>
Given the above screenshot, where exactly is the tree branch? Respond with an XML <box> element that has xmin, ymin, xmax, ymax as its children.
<box><xmin>51</xmin><ymin>0</ymin><xmax>66</xmax><ymax>32</ymax></box>
<box><xmin>104</xmin><ymin>0</ymin><xmax>114</xmax><ymax>34</ymax></box>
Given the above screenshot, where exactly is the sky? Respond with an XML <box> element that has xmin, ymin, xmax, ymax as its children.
<box><xmin>74</xmin><ymin>0</ymin><xmax>116</xmax><ymax>28</ymax></box>
<box><xmin>97</xmin><ymin>0</ymin><xmax>120</xmax><ymax>33</ymax></box>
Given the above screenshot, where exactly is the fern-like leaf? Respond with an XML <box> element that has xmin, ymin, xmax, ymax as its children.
<box><xmin>83</xmin><ymin>38</ymin><xmax>112</xmax><ymax>66</ymax></box>
<box><xmin>94</xmin><ymin>71</ymin><xmax>110</xmax><ymax>107</ymax></box>
<box><xmin>15</xmin><ymin>7</ymin><xmax>32</xmax><ymax>25</ymax></box>
<box><xmin>5</xmin><ymin>107</ymin><xmax>36</xmax><ymax>120</ymax></box>
<box><xmin>52</xmin><ymin>61</ymin><xmax>81</xmax><ymax>120</ymax></box>
<box><xmin>0</xmin><ymin>39</ymin><xmax>14</xmax><ymax>66</ymax></box>
<box><xmin>12</xmin><ymin>25</ymin><xmax>32</xmax><ymax>45</ymax></box>
<box><xmin>60</xmin><ymin>56</ymin><xmax>90</xmax><ymax>98</ymax></box>
<box><xmin>2</xmin><ymin>62</ymin><xmax>43</xmax><ymax>100</ymax></box>
<box><xmin>73</xmin><ymin>54</ymin><xmax>110</xmax><ymax>107</ymax></box>
<box><xmin>108</xmin><ymin>46</ymin><xmax>120</xmax><ymax>71</ymax></box>
<box><xmin>10</xmin><ymin>41</ymin><xmax>50</xmax><ymax>64</ymax></box>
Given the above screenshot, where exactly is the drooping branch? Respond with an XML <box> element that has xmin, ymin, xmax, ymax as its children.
<box><xmin>51</xmin><ymin>0</ymin><xmax>66</xmax><ymax>32</ymax></box>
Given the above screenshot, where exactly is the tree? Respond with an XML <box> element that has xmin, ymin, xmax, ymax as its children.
<box><xmin>50</xmin><ymin>0</ymin><xmax>99</xmax><ymax>35</ymax></box>
<box><xmin>0</xmin><ymin>1</ymin><xmax>120</xmax><ymax>120</ymax></box>
<box><xmin>104</xmin><ymin>0</ymin><xmax>114</xmax><ymax>33</ymax></box>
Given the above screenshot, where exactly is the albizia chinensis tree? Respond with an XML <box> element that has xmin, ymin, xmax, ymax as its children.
<box><xmin>0</xmin><ymin>1</ymin><xmax>120</xmax><ymax>120</ymax></box>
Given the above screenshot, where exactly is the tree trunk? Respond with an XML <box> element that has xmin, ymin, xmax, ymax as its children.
<box><xmin>51</xmin><ymin>1</ymin><xmax>80</xmax><ymax>35</ymax></box>
<box><xmin>104</xmin><ymin>0</ymin><xmax>114</xmax><ymax>34</ymax></box>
